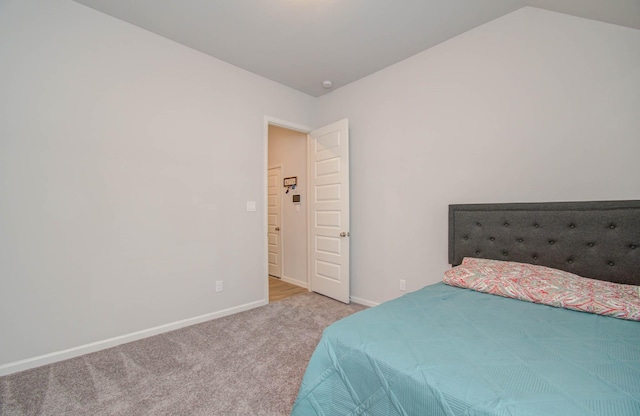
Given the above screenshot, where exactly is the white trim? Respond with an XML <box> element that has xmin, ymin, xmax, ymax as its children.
<box><xmin>281</xmin><ymin>275</ymin><xmax>309</xmax><ymax>289</ymax></box>
<box><xmin>350</xmin><ymin>296</ymin><xmax>379</xmax><ymax>308</ymax></box>
<box><xmin>263</xmin><ymin>119</ymin><xmax>270</xmax><ymax>304</ymax></box>
<box><xmin>306</xmin><ymin>133</ymin><xmax>312</xmax><ymax>294</ymax></box>
<box><xmin>264</xmin><ymin>116</ymin><xmax>312</xmax><ymax>304</ymax></box>
<box><xmin>0</xmin><ymin>299</ymin><xmax>267</xmax><ymax>377</ymax></box>
<box><xmin>266</xmin><ymin>116</ymin><xmax>311</xmax><ymax>134</ymax></box>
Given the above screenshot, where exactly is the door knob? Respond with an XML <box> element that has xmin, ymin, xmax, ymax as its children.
<box><xmin>275</xmin><ymin>227</ymin><xmax>280</xmax><ymax>231</ymax></box>
<box><xmin>340</xmin><ymin>232</ymin><xmax>350</xmax><ymax>237</ymax></box>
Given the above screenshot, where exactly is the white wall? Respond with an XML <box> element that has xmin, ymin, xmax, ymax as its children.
<box><xmin>0</xmin><ymin>0</ymin><xmax>314</xmax><ymax>371</ymax></box>
<box><xmin>313</xmin><ymin>7</ymin><xmax>640</xmax><ymax>305</ymax></box>
<box><xmin>268</xmin><ymin>126</ymin><xmax>308</xmax><ymax>288</ymax></box>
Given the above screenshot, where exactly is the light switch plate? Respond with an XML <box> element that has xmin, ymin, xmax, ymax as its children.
<box><xmin>246</xmin><ymin>201</ymin><xmax>256</xmax><ymax>212</ymax></box>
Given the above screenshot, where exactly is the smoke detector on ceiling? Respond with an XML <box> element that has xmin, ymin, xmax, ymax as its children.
<box><xmin>322</xmin><ymin>80</ymin><xmax>333</xmax><ymax>89</ymax></box>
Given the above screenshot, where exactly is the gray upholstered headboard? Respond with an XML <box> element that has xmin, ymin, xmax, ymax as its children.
<box><xmin>449</xmin><ymin>200</ymin><xmax>640</xmax><ymax>286</ymax></box>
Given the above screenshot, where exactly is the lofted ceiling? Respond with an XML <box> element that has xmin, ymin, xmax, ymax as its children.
<box><xmin>73</xmin><ymin>0</ymin><xmax>640</xmax><ymax>97</ymax></box>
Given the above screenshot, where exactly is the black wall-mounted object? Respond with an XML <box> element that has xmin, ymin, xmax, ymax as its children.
<box><xmin>284</xmin><ymin>177</ymin><xmax>297</xmax><ymax>187</ymax></box>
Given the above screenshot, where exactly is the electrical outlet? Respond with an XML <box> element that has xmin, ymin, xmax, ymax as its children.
<box><xmin>216</xmin><ymin>280</ymin><xmax>223</xmax><ymax>292</ymax></box>
<box><xmin>400</xmin><ymin>279</ymin><xmax>406</xmax><ymax>291</ymax></box>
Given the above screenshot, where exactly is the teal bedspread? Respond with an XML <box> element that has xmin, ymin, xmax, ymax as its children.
<box><xmin>291</xmin><ymin>283</ymin><xmax>640</xmax><ymax>415</ymax></box>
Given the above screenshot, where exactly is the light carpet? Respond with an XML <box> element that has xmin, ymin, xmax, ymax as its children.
<box><xmin>0</xmin><ymin>293</ymin><xmax>366</xmax><ymax>416</ymax></box>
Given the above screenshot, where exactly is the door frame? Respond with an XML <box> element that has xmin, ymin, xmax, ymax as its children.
<box><xmin>263</xmin><ymin>116</ymin><xmax>312</xmax><ymax>303</ymax></box>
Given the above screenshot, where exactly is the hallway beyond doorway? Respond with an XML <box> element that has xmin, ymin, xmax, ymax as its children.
<box><xmin>269</xmin><ymin>277</ymin><xmax>307</xmax><ymax>302</ymax></box>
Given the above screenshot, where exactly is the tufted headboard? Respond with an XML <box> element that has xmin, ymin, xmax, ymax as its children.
<box><xmin>449</xmin><ymin>200</ymin><xmax>640</xmax><ymax>286</ymax></box>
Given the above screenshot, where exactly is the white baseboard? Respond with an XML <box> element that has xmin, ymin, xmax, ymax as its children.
<box><xmin>0</xmin><ymin>299</ymin><xmax>268</xmax><ymax>377</ymax></box>
<box><xmin>350</xmin><ymin>296</ymin><xmax>379</xmax><ymax>308</ymax></box>
<box><xmin>280</xmin><ymin>275</ymin><xmax>308</xmax><ymax>289</ymax></box>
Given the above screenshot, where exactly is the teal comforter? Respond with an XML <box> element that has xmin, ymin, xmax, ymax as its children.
<box><xmin>292</xmin><ymin>283</ymin><xmax>640</xmax><ymax>415</ymax></box>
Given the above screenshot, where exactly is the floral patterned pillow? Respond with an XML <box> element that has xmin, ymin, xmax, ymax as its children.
<box><xmin>443</xmin><ymin>257</ymin><xmax>640</xmax><ymax>321</ymax></box>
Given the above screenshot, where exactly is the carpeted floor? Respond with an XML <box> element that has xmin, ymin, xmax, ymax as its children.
<box><xmin>0</xmin><ymin>293</ymin><xmax>366</xmax><ymax>416</ymax></box>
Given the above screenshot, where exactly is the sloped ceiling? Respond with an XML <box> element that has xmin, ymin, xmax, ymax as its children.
<box><xmin>73</xmin><ymin>0</ymin><xmax>640</xmax><ymax>96</ymax></box>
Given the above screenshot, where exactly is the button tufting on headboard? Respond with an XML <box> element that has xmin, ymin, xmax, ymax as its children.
<box><xmin>449</xmin><ymin>200</ymin><xmax>640</xmax><ymax>285</ymax></box>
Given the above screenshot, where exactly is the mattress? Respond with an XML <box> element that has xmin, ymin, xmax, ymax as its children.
<box><xmin>291</xmin><ymin>283</ymin><xmax>640</xmax><ymax>415</ymax></box>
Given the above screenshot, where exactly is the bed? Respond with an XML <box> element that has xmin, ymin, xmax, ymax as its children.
<box><xmin>291</xmin><ymin>200</ymin><xmax>640</xmax><ymax>416</ymax></box>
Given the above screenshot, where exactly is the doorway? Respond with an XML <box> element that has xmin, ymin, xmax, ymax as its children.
<box><xmin>267</xmin><ymin>123</ymin><xmax>309</xmax><ymax>295</ymax></box>
<box><xmin>265</xmin><ymin>117</ymin><xmax>351</xmax><ymax>304</ymax></box>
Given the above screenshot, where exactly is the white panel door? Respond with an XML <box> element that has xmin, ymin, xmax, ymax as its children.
<box><xmin>309</xmin><ymin>119</ymin><xmax>350</xmax><ymax>303</ymax></box>
<box><xmin>267</xmin><ymin>167</ymin><xmax>282</xmax><ymax>277</ymax></box>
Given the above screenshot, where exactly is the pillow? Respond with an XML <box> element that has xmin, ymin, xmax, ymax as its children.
<box><xmin>443</xmin><ymin>257</ymin><xmax>640</xmax><ymax>321</ymax></box>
